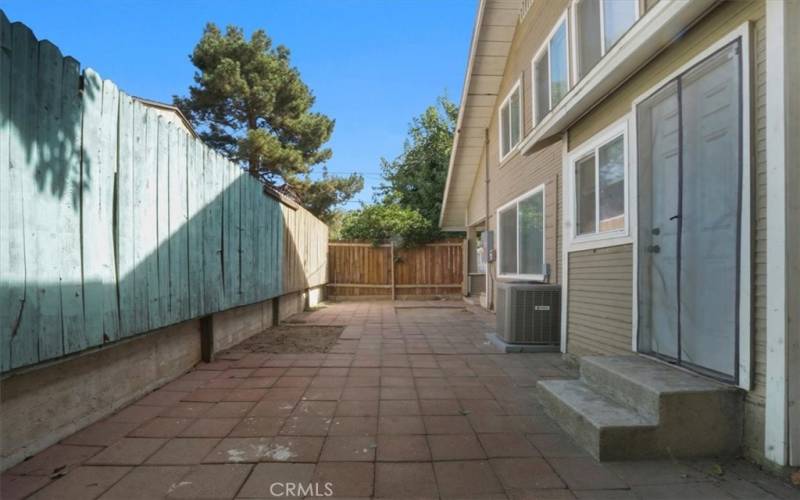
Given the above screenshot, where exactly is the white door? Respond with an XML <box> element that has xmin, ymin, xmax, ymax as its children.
<box><xmin>637</xmin><ymin>41</ymin><xmax>742</xmax><ymax>381</ymax></box>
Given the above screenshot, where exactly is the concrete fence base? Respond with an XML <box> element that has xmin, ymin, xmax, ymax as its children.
<box><xmin>0</xmin><ymin>285</ymin><xmax>324</xmax><ymax>471</ymax></box>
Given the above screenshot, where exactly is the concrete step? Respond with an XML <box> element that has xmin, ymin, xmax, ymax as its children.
<box><xmin>539</xmin><ymin>355</ymin><xmax>744</xmax><ymax>461</ymax></box>
<box><xmin>537</xmin><ymin>379</ymin><xmax>657</xmax><ymax>461</ymax></box>
<box><xmin>579</xmin><ymin>355</ymin><xmax>740</xmax><ymax>422</ymax></box>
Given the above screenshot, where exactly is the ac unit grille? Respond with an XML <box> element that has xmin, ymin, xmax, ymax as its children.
<box><xmin>496</xmin><ymin>283</ymin><xmax>560</xmax><ymax>345</ymax></box>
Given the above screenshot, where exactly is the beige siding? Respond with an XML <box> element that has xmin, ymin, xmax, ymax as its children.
<box><xmin>563</xmin><ymin>1</ymin><xmax>767</xmax><ymax>462</ymax></box>
<box><xmin>476</xmin><ymin>0</ymin><xmax>570</xmax><ymax>286</ymax></box>
<box><xmin>467</xmin><ymin>156</ymin><xmax>487</xmax><ymax>227</ymax></box>
<box><xmin>567</xmin><ymin>245</ymin><xmax>633</xmax><ymax>356</ymax></box>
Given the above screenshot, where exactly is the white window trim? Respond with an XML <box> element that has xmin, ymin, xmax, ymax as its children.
<box><xmin>532</xmin><ymin>11</ymin><xmax>570</xmax><ymax>127</ymax></box>
<box><xmin>570</xmin><ymin>0</ymin><xmax>641</xmax><ymax>85</ymax></box>
<box><xmin>496</xmin><ymin>184</ymin><xmax>547</xmax><ymax>281</ymax></box>
<box><xmin>565</xmin><ymin>118</ymin><xmax>631</xmax><ymax>252</ymax></box>
<box><xmin>498</xmin><ymin>79</ymin><xmax>523</xmax><ymax>163</ymax></box>
<box><xmin>629</xmin><ymin>23</ymin><xmax>752</xmax><ymax>391</ymax></box>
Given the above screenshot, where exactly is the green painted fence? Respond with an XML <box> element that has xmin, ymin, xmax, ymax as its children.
<box><xmin>0</xmin><ymin>13</ymin><xmax>328</xmax><ymax>373</ymax></box>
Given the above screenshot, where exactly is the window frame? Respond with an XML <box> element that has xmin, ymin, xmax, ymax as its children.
<box><xmin>567</xmin><ymin>119</ymin><xmax>630</xmax><ymax>248</ymax></box>
<box><xmin>496</xmin><ymin>184</ymin><xmax>547</xmax><ymax>281</ymax></box>
<box><xmin>531</xmin><ymin>11</ymin><xmax>571</xmax><ymax>127</ymax></box>
<box><xmin>498</xmin><ymin>79</ymin><xmax>523</xmax><ymax>162</ymax></box>
<box><xmin>570</xmin><ymin>0</ymin><xmax>640</xmax><ymax>84</ymax></box>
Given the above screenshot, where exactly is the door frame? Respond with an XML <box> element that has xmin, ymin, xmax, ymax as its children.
<box><xmin>630</xmin><ymin>22</ymin><xmax>753</xmax><ymax>390</ymax></box>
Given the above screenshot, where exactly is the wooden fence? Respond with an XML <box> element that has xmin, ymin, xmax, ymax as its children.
<box><xmin>0</xmin><ymin>15</ymin><xmax>328</xmax><ymax>373</ymax></box>
<box><xmin>327</xmin><ymin>240</ymin><xmax>464</xmax><ymax>299</ymax></box>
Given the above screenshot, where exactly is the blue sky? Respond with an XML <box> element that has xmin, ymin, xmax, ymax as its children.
<box><xmin>2</xmin><ymin>0</ymin><xmax>477</xmax><ymax>207</ymax></box>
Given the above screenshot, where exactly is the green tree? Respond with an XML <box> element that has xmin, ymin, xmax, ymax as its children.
<box><xmin>175</xmin><ymin>23</ymin><xmax>362</xmax><ymax>218</ymax></box>
<box><xmin>291</xmin><ymin>168</ymin><xmax>364</xmax><ymax>224</ymax></box>
<box><xmin>377</xmin><ymin>96</ymin><xmax>458</xmax><ymax>226</ymax></box>
<box><xmin>339</xmin><ymin>205</ymin><xmax>439</xmax><ymax>247</ymax></box>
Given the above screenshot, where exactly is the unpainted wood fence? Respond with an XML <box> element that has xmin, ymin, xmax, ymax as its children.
<box><xmin>0</xmin><ymin>15</ymin><xmax>328</xmax><ymax>373</ymax></box>
<box><xmin>327</xmin><ymin>240</ymin><xmax>464</xmax><ymax>299</ymax></box>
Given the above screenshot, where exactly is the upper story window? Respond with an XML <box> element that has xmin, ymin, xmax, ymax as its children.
<box><xmin>574</xmin><ymin>0</ymin><xmax>639</xmax><ymax>80</ymax></box>
<box><xmin>533</xmin><ymin>15</ymin><xmax>570</xmax><ymax>125</ymax></box>
<box><xmin>573</xmin><ymin>131</ymin><xmax>626</xmax><ymax>237</ymax></box>
<box><xmin>497</xmin><ymin>185</ymin><xmax>546</xmax><ymax>280</ymax></box>
<box><xmin>499</xmin><ymin>82</ymin><xmax>523</xmax><ymax>161</ymax></box>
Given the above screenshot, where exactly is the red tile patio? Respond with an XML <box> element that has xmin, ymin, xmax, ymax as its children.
<box><xmin>2</xmin><ymin>301</ymin><xmax>797</xmax><ymax>499</ymax></box>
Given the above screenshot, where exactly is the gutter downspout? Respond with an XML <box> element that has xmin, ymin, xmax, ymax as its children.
<box><xmin>484</xmin><ymin>128</ymin><xmax>494</xmax><ymax>310</ymax></box>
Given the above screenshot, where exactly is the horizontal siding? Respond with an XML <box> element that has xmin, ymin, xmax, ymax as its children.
<box><xmin>567</xmin><ymin>244</ymin><xmax>633</xmax><ymax>356</ymax></box>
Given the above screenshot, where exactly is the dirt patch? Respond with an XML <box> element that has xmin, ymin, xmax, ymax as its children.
<box><xmin>224</xmin><ymin>325</ymin><xmax>344</xmax><ymax>354</ymax></box>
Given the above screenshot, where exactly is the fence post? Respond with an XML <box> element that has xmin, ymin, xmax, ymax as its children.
<box><xmin>390</xmin><ymin>241</ymin><xmax>396</xmax><ymax>301</ymax></box>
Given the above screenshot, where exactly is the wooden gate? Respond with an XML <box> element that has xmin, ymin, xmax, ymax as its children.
<box><xmin>327</xmin><ymin>240</ymin><xmax>464</xmax><ymax>299</ymax></box>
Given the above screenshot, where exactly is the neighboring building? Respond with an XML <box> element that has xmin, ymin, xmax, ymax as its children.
<box><xmin>441</xmin><ymin>0</ymin><xmax>798</xmax><ymax>470</ymax></box>
<box><xmin>132</xmin><ymin>96</ymin><xmax>198</xmax><ymax>138</ymax></box>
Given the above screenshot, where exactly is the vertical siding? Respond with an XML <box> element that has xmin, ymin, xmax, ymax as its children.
<box><xmin>567</xmin><ymin>245</ymin><xmax>633</xmax><ymax>356</ymax></box>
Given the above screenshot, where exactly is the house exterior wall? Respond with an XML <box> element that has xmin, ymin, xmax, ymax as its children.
<box><xmin>562</xmin><ymin>0</ymin><xmax>768</xmax><ymax>464</ymax></box>
<box><xmin>469</xmin><ymin>0</ymin><xmax>570</xmax><ymax>291</ymax></box>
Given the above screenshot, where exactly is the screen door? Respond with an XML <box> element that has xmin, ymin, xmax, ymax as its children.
<box><xmin>637</xmin><ymin>41</ymin><xmax>742</xmax><ymax>381</ymax></box>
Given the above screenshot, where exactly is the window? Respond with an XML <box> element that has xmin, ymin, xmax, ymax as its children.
<box><xmin>499</xmin><ymin>83</ymin><xmax>522</xmax><ymax>160</ymax></box>
<box><xmin>574</xmin><ymin>0</ymin><xmax>638</xmax><ymax>80</ymax></box>
<box><xmin>533</xmin><ymin>17</ymin><xmax>569</xmax><ymax>124</ymax></box>
<box><xmin>497</xmin><ymin>186</ymin><xmax>545</xmax><ymax>279</ymax></box>
<box><xmin>573</xmin><ymin>134</ymin><xmax>626</xmax><ymax>237</ymax></box>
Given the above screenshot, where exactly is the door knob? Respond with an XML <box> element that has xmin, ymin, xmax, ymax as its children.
<box><xmin>647</xmin><ymin>245</ymin><xmax>661</xmax><ymax>253</ymax></box>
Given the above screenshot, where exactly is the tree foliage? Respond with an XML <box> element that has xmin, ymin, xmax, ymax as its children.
<box><xmin>175</xmin><ymin>23</ymin><xmax>362</xmax><ymax>220</ymax></box>
<box><xmin>339</xmin><ymin>205</ymin><xmax>439</xmax><ymax>247</ymax></box>
<box><xmin>377</xmin><ymin>96</ymin><xmax>458</xmax><ymax>226</ymax></box>
<box><xmin>291</xmin><ymin>169</ymin><xmax>364</xmax><ymax>224</ymax></box>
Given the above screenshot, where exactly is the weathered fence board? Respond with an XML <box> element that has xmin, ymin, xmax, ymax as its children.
<box><xmin>0</xmin><ymin>19</ymin><xmax>329</xmax><ymax>373</ymax></box>
<box><xmin>327</xmin><ymin>240</ymin><xmax>463</xmax><ymax>299</ymax></box>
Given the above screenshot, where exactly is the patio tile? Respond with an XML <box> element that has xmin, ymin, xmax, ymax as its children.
<box><xmin>320</xmin><ymin>436</ymin><xmax>376</xmax><ymax>462</ymax></box>
<box><xmin>313</xmin><ymin>462</ymin><xmax>374</xmax><ymax>498</ymax></box>
<box><xmin>168</xmin><ymin>464</ymin><xmax>251</xmax><ymax>499</ymax></box>
<box><xmin>375</xmin><ymin>462</ymin><xmax>438</xmax><ymax>498</ymax></box>
<box><xmin>275</xmin><ymin>376</ymin><xmax>313</xmax><ymax>388</ymax></box>
<box><xmin>223</xmin><ymin>388</ymin><xmax>268</xmax><ymax>402</ymax></box>
<box><xmin>86</xmin><ymin>438</ymin><xmax>165</xmax><ymax>465</ymax></box>
<box><xmin>204</xmin><ymin>402</ymin><xmax>255</xmax><ymax>418</ymax></box>
<box><xmin>510</xmin><ymin>489</ymin><xmax>577</xmax><ymax>499</ymax></box>
<box><xmin>547</xmin><ymin>457</ymin><xmax>627</xmax><ymax>490</ymax></box>
<box><xmin>329</xmin><ymin>417</ymin><xmax>378</xmax><ymax>436</ymax></box>
<box><xmin>434</xmin><ymin>461</ymin><xmax>504</xmax><ymax>499</ymax></box>
<box><xmin>263</xmin><ymin>388</ymin><xmax>305</xmax><ymax>401</ymax></box>
<box><xmin>61</xmin><ymin>421</ymin><xmax>139</xmax><ymax>446</ymax></box>
<box><xmin>420</xmin><ymin>399</ymin><xmax>462</xmax><ymax>415</ymax></box>
<box><xmin>630</xmin><ymin>482</ymin><xmax>734</xmax><ymax>499</ymax></box>
<box><xmin>428</xmin><ymin>434</ymin><xmax>486</xmax><ymax>461</ymax></box>
<box><xmin>106</xmin><ymin>405</ymin><xmax>165</xmax><ymax>424</ymax></box>
<box><xmin>342</xmin><ymin>387</ymin><xmax>380</xmax><ymax>400</ymax></box>
<box><xmin>179</xmin><ymin>417</ymin><xmax>239</xmax><ymax>438</ymax></box>
<box><xmin>146</xmin><ymin>438</ymin><xmax>220</xmax><ymax>465</ymax></box>
<box><xmin>380</xmin><ymin>387</ymin><xmax>418</xmax><ymax>400</ymax></box>
<box><xmin>28</xmin><ymin>466</ymin><xmax>130</xmax><ymax>500</ymax></box>
<box><xmin>229</xmin><ymin>416</ymin><xmax>285</xmax><ymax>437</ymax></box>
<box><xmin>97</xmin><ymin>465</ymin><xmax>189</xmax><ymax>499</ymax></box>
<box><xmin>280</xmin><ymin>416</ymin><xmax>331</xmax><ymax>436</ymax></box>
<box><xmin>263</xmin><ymin>436</ymin><xmax>324</xmax><ymax>462</ymax></box>
<box><xmin>376</xmin><ymin>435</ymin><xmax>430</xmax><ymax>461</ymax></box>
<box><xmin>336</xmin><ymin>400</ymin><xmax>379</xmax><ymax>416</ymax></box>
<box><xmin>378</xmin><ymin>416</ymin><xmax>425</xmax><ymax>434</ymax></box>
<box><xmin>7</xmin><ymin>444</ymin><xmax>102</xmax><ymax>476</ymax></box>
<box><xmin>468</xmin><ymin>414</ymin><xmax>516</xmax><ymax>433</ymax></box>
<box><xmin>605</xmin><ymin>460</ymin><xmax>707</xmax><ymax>486</ymax></box>
<box><xmin>183</xmin><ymin>389</ymin><xmax>228</xmax><ymax>402</ymax></box>
<box><xmin>203</xmin><ymin>437</ymin><xmax>273</xmax><ymax>463</ymax></box>
<box><xmin>379</xmin><ymin>400</ymin><xmax>420</xmax><ymax>416</ymax></box>
<box><xmin>239</xmin><ymin>376</ymin><xmax>277</xmax><ymax>388</ymax></box>
<box><xmin>490</xmin><ymin>458</ymin><xmax>565</xmax><ymax>490</ymax></box>
<box><xmin>479</xmin><ymin>432</ymin><xmax>541</xmax><ymax>458</ymax></box>
<box><xmin>302</xmin><ymin>387</ymin><xmax>344</xmax><ymax>401</ymax></box>
<box><xmin>0</xmin><ymin>475</ymin><xmax>50</xmax><ymax>500</ymax></box>
<box><xmin>292</xmin><ymin>401</ymin><xmax>337</xmax><ymax>417</ymax></box>
<box><xmin>418</xmin><ymin>386</ymin><xmax>457</xmax><ymax>399</ymax></box>
<box><xmin>527</xmin><ymin>433</ymin><xmax>589</xmax><ymax>458</ymax></box>
<box><xmin>423</xmin><ymin>415</ymin><xmax>473</xmax><ymax>434</ymax></box>
<box><xmin>461</xmin><ymin>399</ymin><xmax>506</xmax><ymax>415</ymax></box>
<box><xmin>249</xmin><ymin>399</ymin><xmax>296</xmax><ymax>417</ymax></box>
<box><xmin>160</xmin><ymin>402</ymin><xmax>213</xmax><ymax>419</ymax></box>
<box><xmin>238</xmin><ymin>463</ymin><xmax>315</xmax><ymax>498</ymax></box>
<box><xmin>137</xmin><ymin>390</ymin><xmax>188</xmax><ymax>407</ymax></box>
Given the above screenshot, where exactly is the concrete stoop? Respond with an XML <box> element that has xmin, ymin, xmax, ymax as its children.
<box><xmin>538</xmin><ymin>355</ymin><xmax>744</xmax><ymax>461</ymax></box>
